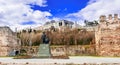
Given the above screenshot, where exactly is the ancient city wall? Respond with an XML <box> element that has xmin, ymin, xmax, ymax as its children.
<box><xmin>95</xmin><ymin>14</ymin><xmax>120</xmax><ymax>56</ymax></box>
<box><xmin>0</xmin><ymin>26</ymin><xmax>20</xmax><ymax>56</ymax></box>
<box><xmin>22</xmin><ymin>45</ymin><xmax>96</xmax><ymax>56</ymax></box>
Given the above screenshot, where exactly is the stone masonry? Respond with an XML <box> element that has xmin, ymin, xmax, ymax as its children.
<box><xmin>0</xmin><ymin>26</ymin><xmax>21</xmax><ymax>56</ymax></box>
<box><xmin>95</xmin><ymin>14</ymin><xmax>120</xmax><ymax>56</ymax></box>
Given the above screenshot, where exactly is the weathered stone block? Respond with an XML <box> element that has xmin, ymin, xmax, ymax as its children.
<box><xmin>37</xmin><ymin>44</ymin><xmax>51</xmax><ymax>58</ymax></box>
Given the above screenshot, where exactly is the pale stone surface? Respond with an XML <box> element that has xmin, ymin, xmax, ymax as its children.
<box><xmin>0</xmin><ymin>26</ymin><xmax>21</xmax><ymax>56</ymax></box>
<box><xmin>95</xmin><ymin>14</ymin><xmax>120</xmax><ymax>56</ymax></box>
<box><xmin>0</xmin><ymin>57</ymin><xmax>120</xmax><ymax>65</ymax></box>
<box><xmin>22</xmin><ymin>45</ymin><xmax>95</xmax><ymax>56</ymax></box>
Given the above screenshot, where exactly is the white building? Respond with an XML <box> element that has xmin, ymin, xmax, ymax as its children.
<box><xmin>21</xmin><ymin>20</ymin><xmax>82</xmax><ymax>32</ymax></box>
<box><xmin>83</xmin><ymin>26</ymin><xmax>97</xmax><ymax>31</ymax></box>
<box><xmin>42</xmin><ymin>20</ymin><xmax>78</xmax><ymax>31</ymax></box>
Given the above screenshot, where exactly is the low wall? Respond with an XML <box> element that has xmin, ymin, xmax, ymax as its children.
<box><xmin>21</xmin><ymin>45</ymin><xmax>96</xmax><ymax>56</ymax></box>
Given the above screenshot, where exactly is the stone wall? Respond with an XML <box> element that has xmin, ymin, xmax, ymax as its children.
<box><xmin>95</xmin><ymin>14</ymin><xmax>120</xmax><ymax>56</ymax></box>
<box><xmin>0</xmin><ymin>26</ymin><xmax>21</xmax><ymax>56</ymax></box>
<box><xmin>51</xmin><ymin>45</ymin><xmax>95</xmax><ymax>56</ymax></box>
<box><xmin>22</xmin><ymin>45</ymin><xmax>96</xmax><ymax>56</ymax></box>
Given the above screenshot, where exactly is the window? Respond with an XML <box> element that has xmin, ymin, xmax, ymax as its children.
<box><xmin>59</xmin><ymin>22</ymin><xmax>62</xmax><ymax>26</ymax></box>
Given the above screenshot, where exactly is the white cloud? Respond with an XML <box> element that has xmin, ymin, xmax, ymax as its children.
<box><xmin>87</xmin><ymin>0</ymin><xmax>98</xmax><ymax>4</ymax></box>
<box><xmin>0</xmin><ymin>0</ymin><xmax>51</xmax><ymax>31</ymax></box>
<box><xmin>52</xmin><ymin>17</ymin><xmax>61</xmax><ymax>21</ymax></box>
<box><xmin>67</xmin><ymin>0</ymin><xmax>120</xmax><ymax>23</ymax></box>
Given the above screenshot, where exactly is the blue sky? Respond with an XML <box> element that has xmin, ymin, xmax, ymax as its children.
<box><xmin>0</xmin><ymin>0</ymin><xmax>120</xmax><ymax>30</ymax></box>
<box><xmin>31</xmin><ymin>0</ymin><xmax>89</xmax><ymax>19</ymax></box>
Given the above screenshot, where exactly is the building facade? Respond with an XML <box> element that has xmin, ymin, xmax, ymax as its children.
<box><xmin>42</xmin><ymin>20</ymin><xmax>75</xmax><ymax>31</ymax></box>
<box><xmin>0</xmin><ymin>26</ymin><xmax>21</xmax><ymax>56</ymax></box>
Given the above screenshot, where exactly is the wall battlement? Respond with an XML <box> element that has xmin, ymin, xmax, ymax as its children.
<box><xmin>99</xmin><ymin>14</ymin><xmax>120</xmax><ymax>24</ymax></box>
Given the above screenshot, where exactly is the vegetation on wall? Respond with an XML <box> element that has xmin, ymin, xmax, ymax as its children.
<box><xmin>17</xmin><ymin>28</ymin><xmax>95</xmax><ymax>46</ymax></box>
